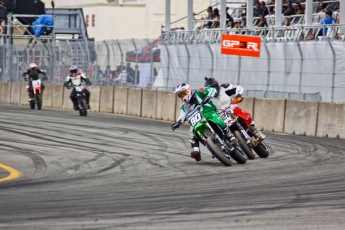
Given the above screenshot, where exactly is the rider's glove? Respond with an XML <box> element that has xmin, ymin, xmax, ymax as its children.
<box><xmin>202</xmin><ymin>96</ymin><xmax>211</xmax><ymax>105</ymax></box>
<box><xmin>42</xmin><ymin>76</ymin><xmax>48</xmax><ymax>80</ymax></box>
<box><xmin>171</xmin><ymin>120</ymin><xmax>182</xmax><ymax>131</ymax></box>
<box><xmin>235</xmin><ymin>94</ymin><xmax>242</xmax><ymax>98</ymax></box>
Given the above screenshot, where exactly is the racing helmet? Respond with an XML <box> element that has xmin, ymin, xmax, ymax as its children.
<box><xmin>204</xmin><ymin>77</ymin><xmax>220</xmax><ymax>92</ymax></box>
<box><xmin>29</xmin><ymin>63</ymin><xmax>37</xmax><ymax>71</ymax></box>
<box><xmin>69</xmin><ymin>65</ymin><xmax>78</xmax><ymax>74</ymax></box>
<box><xmin>175</xmin><ymin>83</ymin><xmax>193</xmax><ymax>102</ymax></box>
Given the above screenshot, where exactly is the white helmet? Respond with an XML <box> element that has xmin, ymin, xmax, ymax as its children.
<box><xmin>29</xmin><ymin>63</ymin><xmax>37</xmax><ymax>70</ymax></box>
<box><xmin>175</xmin><ymin>83</ymin><xmax>193</xmax><ymax>102</ymax></box>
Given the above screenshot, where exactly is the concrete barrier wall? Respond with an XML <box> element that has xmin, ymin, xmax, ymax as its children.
<box><xmin>142</xmin><ymin>89</ymin><xmax>157</xmax><ymax>119</ymax></box>
<box><xmin>254</xmin><ymin>98</ymin><xmax>286</xmax><ymax>133</ymax></box>
<box><xmin>0</xmin><ymin>82</ymin><xmax>11</xmax><ymax>104</ymax></box>
<box><xmin>10</xmin><ymin>82</ymin><xmax>21</xmax><ymax>104</ymax></box>
<box><xmin>316</xmin><ymin>102</ymin><xmax>345</xmax><ymax>138</ymax></box>
<box><xmin>114</xmin><ymin>87</ymin><xmax>128</xmax><ymax>114</ymax></box>
<box><xmin>6</xmin><ymin>82</ymin><xmax>345</xmax><ymax>139</ymax></box>
<box><xmin>62</xmin><ymin>87</ymin><xmax>73</xmax><ymax>110</ymax></box>
<box><xmin>127</xmin><ymin>88</ymin><xmax>142</xmax><ymax>117</ymax></box>
<box><xmin>284</xmin><ymin>100</ymin><xmax>318</xmax><ymax>136</ymax></box>
<box><xmin>156</xmin><ymin>91</ymin><xmax>176</xmax><ymax>121</ymax></box>
<box><xmin>42</xmin><ymin>84</ymin><xmax>52</xmax><ymax>107</ymax></box>
<box><xmin>52</xmin><ymin>85</ymin><xmax>64</xmax><ymax>109</ymax></box>
<box><xmin>100</xmin><ymin>86</ymin><xmax>114</xmax><ymax>113</ymax></box>
<box><xmin>88</xmin><ymin>86</ymin><xmax>101</xmax><ymax>112</ymax></box>
<box><xmin>20</xmin><ymin>82</ymin><xmax>29</xmax><ymax>106</ymax></box>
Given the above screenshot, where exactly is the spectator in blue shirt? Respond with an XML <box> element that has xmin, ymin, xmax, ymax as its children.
<box><xmin>320</xmin><ymin>11</ymin><xmax>335</xmax><ymax>36</ymax></box>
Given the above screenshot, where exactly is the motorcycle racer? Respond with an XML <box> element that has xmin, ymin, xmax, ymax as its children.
<box><xmin>171</xmin><ymin>83</ymin><xmax>236</xmax><ymax>162</ymax></box>
<box><xmin>22</xmin><ymin>63</ymin><xmax>47</xmax><ymax>101</ymax></box>
<box><xmin>64</xmin><ymin>65</ymin><xmax>92</xmax><ymax>110</ymax></box>
<box><xmin>204</xmin><ymin>77</ymin><xmax>265</xmax><ymax>140</ymax></box>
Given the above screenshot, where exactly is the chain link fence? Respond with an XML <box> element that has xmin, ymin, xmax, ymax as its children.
<box><xmin>0</xmin><ymin>38</ymin><xmax>161</xmax><ymax>88</ymax></box>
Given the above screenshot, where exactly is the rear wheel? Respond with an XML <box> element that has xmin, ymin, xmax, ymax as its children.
<box><xmin>233</xmin><ymin>130</ymin><xmax>255</xmax><ymax>159</ymax></box>
<box><xmin>79</xmin><ymin>98</ymin><xmax>88</xmax><ymax>117</ymax></box>
<box><xmin>36</xmin><ymin>94</ymin><xmax>42</xmax><ymax>110</ymax></box>
<box><xmin>253</xmin><ymin>142</ymin><xmax>270</xmax><ymax>158</ymax></box>
<box><xmin>206</xmin><ymin>136</ymin><xmax>233</xmax><ymax>166</ymax></box>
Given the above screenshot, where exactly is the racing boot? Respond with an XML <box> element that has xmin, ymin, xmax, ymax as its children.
<box><xmin>223</xmin><ymin>127</ymin><xmax>238</xmax><ymax>146</ymax></box>
<box><xmin>249</xmin><ymin>124</ymin><xmax>266</xmax><ymax>140</ymax></box>
<box><xmin>190</xmin><ymin>137</ymin><xmax>201</xmax><ymax>161</ymax></box>
<box><xmin>27</xmin><ymin>92</ymin><xmax>34</xmax><ymax>101</ymax></box>
<box><xmin>190</xmin><ymin>147</ymin><xmax>201</xmax><ymax>162</ymax></box>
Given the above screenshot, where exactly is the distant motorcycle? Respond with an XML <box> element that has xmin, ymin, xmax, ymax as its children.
<box><xmin>26</xmin><ymin>78</ymin><xmax>46</xmax><ymax>110</ymax></box>
<box><xmin>66</xmin><ymin>85</ymin><xmax>89</xmax><ymax>117</ymax></box>
<box><xmin>219</xmin><ymin>97</ymin><xmax>270</xmax><ymax>158</ymax></box>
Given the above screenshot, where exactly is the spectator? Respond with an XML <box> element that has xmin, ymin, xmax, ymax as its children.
<box><xmin>225</xmin><ymin>7</ymin><xmax>234</xmax><ymax>28</ymax></box>
<box><xmin>133</xmin><ymin>65</ymin><xmax>140</xmax><ymax>85</ymax></box>
<box><xmin>105</xmin><ymin>65</ymin><xmax>113</xmax><ymax>79</ymax></box>
<box><xmin>198</xmin><ymin>6</ymin><xmax>214</xmax><ymax>29</ymax></box>
<box><xmin>97</xmin><ymin>69</ymin><xmax>107</xmax><ymax>84</ymax></box>
<box><xmin>283</xmin><ymin>17</ymin><xmax>292</xmax><ymax>26</ymax></box>
<box><xmin>260</xmin><ymin>1</ymin><xmax>269</xmax><ymax>17</ymax></box>
<box><xmin>212</xmin><ymin>8</ymin><xmax>220</xmax><ymax>28</ymax></box>
<box><xmin>283</xmin><ymin>0</ymin><xmax>296</xmax><ymax>16</ymax></box>
<box><xmin>319</xmin><ymin>10</ymin><xmax>335</xmax><ymax>36</ymax></box>
<box><xmin>254</xmin><ymin>2</ymin><xmax>263</xmax><ymax>17</ymax></box>
<box><xmin>255</xmin><ymin>14</ymin><xmax>268</xmax><ymax>27</ymax></box>
<box><xmin>0</xmin><ymin>1</ymin><xmax>7</xmax><ymax>34</ymax></box>
<box><xmin>241</xmin><ymin>17</ymin><xmax>247</xmax><ymax>28</ymax></box>
<box><xmin>125</xmin><ymin>62</ymin><xmax>134</xmax><ymax>83</ymax></box>
<box><xmin>295</xmin><ymin>2</ymin><xmax>304</xmax><ymax>15</ymax></box>
<box><xmin>114</xmin><ymin>66</ymin><xmax>127</xmax><ymax>84</ymax></box>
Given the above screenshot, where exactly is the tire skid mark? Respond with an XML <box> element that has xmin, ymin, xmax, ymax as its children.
<box><xmin>0</xmin><ymin>142</ymin><xmax>47</xmax><ymax>175</ymax></box>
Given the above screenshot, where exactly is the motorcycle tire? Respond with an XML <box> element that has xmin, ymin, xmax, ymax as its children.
<box><xmin>36</xmin><ymin>94</ymin><xmax>42</xmax><ymax>110</ymax></box>
<box><xmin>79</xmin><ymin>99</ymin><xmax>88</xmax><ymax>117</ymax></box>
<box><xmin>30</xmin><ymin>101</ymin><xmax>35</xmax><ymax>110</ymax></box>
<box><xmin>253</xmin><ymin>142</ymin><xmax>270</xmax><ymax>158</ymax></box>
<box><xmin>206</xmin><ymin>136</ymin><xmax>233</xmax><ymax>166</ymax></box>
<box><xmin>233</xmin><ymin>130</ymin><xmax>255</xmax><ymax>159</ymax></box>
<box><xmin>229</xmin><ymin>145</ymin><xmax>247</xmax><ymax>164</ymax></box>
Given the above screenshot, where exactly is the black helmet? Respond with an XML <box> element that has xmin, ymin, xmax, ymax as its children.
<box><xmin>204</xmin><ymin>77</ymin><xmax>220</xmax><ymax>93</ymax></box>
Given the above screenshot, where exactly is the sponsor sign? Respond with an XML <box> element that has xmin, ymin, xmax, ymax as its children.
<box><xmin>221</xmin><ymin>34</ymin><xmax>261</xmax><ymax>57</ymax></box>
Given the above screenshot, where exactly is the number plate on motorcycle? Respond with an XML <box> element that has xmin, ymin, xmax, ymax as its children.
<box><xmin>186</xmin><ymin>111</ymin><xmax>202</xmax><ymax>127</ymax></box>
<box><xmin>32</xmin><ymin>80</ymin><xmax>41</xmax><ymax>87</ymax></box>
<box><xmin>75</xmin><ymin>86</ymin><xmax>84</xmax><ymax>92</ymax></box>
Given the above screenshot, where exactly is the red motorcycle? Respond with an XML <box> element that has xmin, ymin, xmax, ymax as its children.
<box><xmin>26</xmin><ymin>78</ymin><xmax>45</xmax><ymax>110</ymax></box>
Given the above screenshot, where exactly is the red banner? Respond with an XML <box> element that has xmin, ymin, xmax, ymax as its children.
<box><xmin>221</xmin><ymin>34</ymin><xmax>261</xmax><ymax>57</ymax></box>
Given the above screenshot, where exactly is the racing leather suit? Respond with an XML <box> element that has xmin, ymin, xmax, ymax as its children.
<box><xmin>22</xmin><ymin>68</ymin><xmax>47</xmax><ymax>98</ymax></box>
<box><xmin>64</xmin><ymin>72</ymin><xmax>91</xmax><ymax>108</ymax></box>
<box><xmin>175</xmin><ymin>86</ymin><xmax>233</xmax><ymax>154</ymax></box>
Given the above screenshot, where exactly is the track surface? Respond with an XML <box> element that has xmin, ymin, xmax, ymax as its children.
<box><xmin>0</xmin><ymin>104</ymin><xmax>345</xmax><ymax>230</ymax></box>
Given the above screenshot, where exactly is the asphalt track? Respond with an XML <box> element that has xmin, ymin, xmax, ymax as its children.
<box><xmin>0</xmin><ymin>104</ymin><xmax>345</xmax><ymax>230</ymax></box>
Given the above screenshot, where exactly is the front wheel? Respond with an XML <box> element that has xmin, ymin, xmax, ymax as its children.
<box><xmin>79</xmin><ymin>98</ymin><xmax>88</xmax><ymax>117</ymax></box>
<box><xmin>229</xmin><ymin>145</ymin><xmax>248</xmax><ymax>164</ymax></box>
<box><xmin>233</xmin><ymin>130</ymin><xmax>255</xmax><ymax>159</ymax></box>
<box><xmin>36</xmin><ymin>94</ymin><xmax>42</xmax><ymax>110</ymax></box>
<box><xmin>253</xmin><ymin>142</ymin><xmax>270</xmax><ymax>158</ymax></box>
<box><xmin>206</xmin><ymin>136</ymin><xmax>233</xmax><ymax>166</ymax></box>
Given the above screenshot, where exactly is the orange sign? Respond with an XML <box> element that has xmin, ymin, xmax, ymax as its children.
<box><xmin>221</xmin><ymin>34</ymin><xmax>261</xmax><ymax>57</ymax></box>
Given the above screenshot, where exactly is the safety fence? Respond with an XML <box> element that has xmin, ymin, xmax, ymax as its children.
<box><xmin>1</xmin><ymin>32</ymin><xmax>345</xmax><ymax>102</ymax></box>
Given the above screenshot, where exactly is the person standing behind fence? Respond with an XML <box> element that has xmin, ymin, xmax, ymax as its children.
<box><xmin>0</xmin><ymin>1</ymin><xmax>7</xmax><ymax>34</ymax></box>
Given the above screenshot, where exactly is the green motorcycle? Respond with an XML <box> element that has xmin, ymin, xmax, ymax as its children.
<box><xmin>185</xmin><ymin>105</ymin><xmax>247</xmax><ymax>166</ymax></box>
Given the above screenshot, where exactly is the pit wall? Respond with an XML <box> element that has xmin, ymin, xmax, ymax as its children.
<box><xmin>0</xmin><ymin>83</ymin><xmax>343</xmax><ymax>139</ymax></box>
